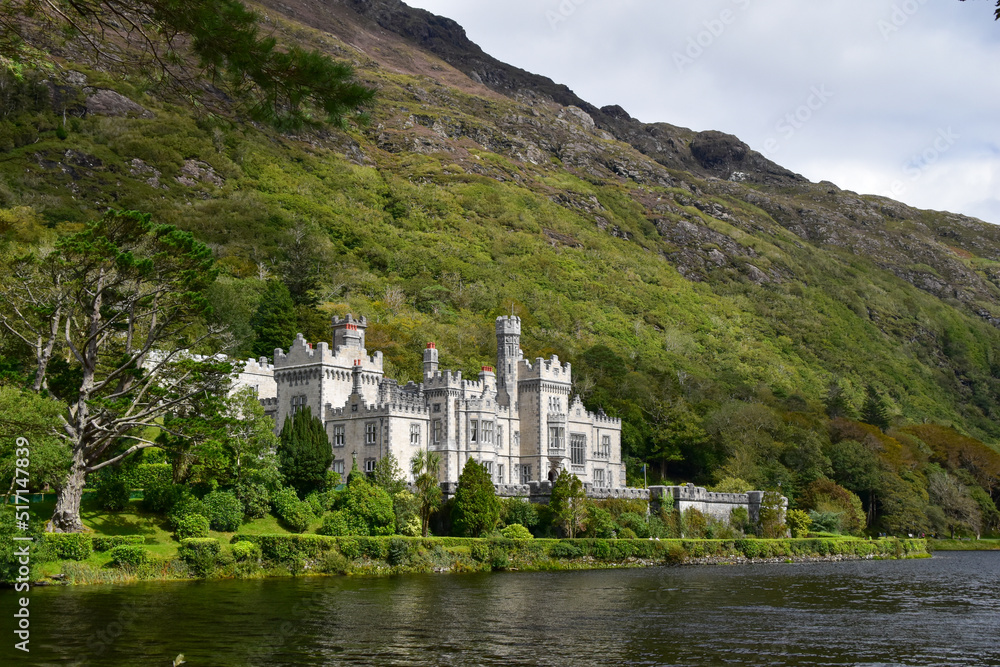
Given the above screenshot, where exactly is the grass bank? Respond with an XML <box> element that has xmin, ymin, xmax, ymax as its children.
<box><xmin>929</xmin><ymin>538</ymin><xmax>1000</xmax><ymax>551</ymax></box>
<box><xmin>31</xmin><ymin>534</ymin><xmax>928</xmax><ymax>586</ymax></box>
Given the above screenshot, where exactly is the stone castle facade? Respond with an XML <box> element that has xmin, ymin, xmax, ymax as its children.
<box><xmin>251</xmin><ymin>315</ymin><xmax>626</xmax><ymax>489</ymax></box>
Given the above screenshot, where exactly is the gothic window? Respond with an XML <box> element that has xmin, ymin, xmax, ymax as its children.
<box><xmin>497</xmin><ymin>426</ymin><xmax>503</xmax><ymax>450</ymax></box>
<box><xmin>365</xmin><ymin>422</ymin><xmax>377</xmax><ymax>445</ymax></box>
<box><xmin>333</xmin><ymin>425</ymin><xmax>345</xmax><ymax>447</ymax></box>
<box><xmin>291</xmin><ymin>395</ymin><xmax>307</xmax><ymax>415</ymax></box>
<box><xmin>601</xmin><ymin>435</ymin><xmax>611</xmax><ymax>457</ymax></box>
<box><xmin>593</xmin><ymin>468</ymin><xmax>605</xmax><ymax>487</ymax></box>
<box><xmin>570</xmin><ymin>434</ymin><xmax>586</xmax><ymax>465</ymax></box>
<box><xmin>433</xmin><ymin>403</ymin><xmax>441</xmax><ymax>413</ymax></box>
<box><xmin>548</xmin><ymin>426</ymin><xmax>565</xmax><ymax>452</ymax></box>
<box><xmin>332</xmin><ymin>460</ymin><xmax>345</xmax><ymax>475</ymax></box>
<box><xmin>521</xmin><ymin>464</ymin><xmax>532</xmax><ymax>484</ymax></box>
<box><xmin>410</xmin><ymin>423</ymin><xmax>421</xmax><ymax>445</ymax></box>
<box><xmin>433</xmin><ymin>419</ymin><xmax>443</xmax><ymax>444</ymax></box>
<box><xmin>470</xmin><ymin>419</ymin><xmax>479</xmax><ymax>443</ymax></box>
<box><xmin>498</xmin><ymin>464</ymin><xmax>505</xmax><ymax>484</ymax></box>
<box><xmin>364</xmin><ymin>458</ymin><xmax>377</xmax><ymax>473</ymax></box>
<box><xmin>482</xmin><ymin>421</ymin><xmax>494</xmax><ymax>445</ymax></box>
<box><xmin>483</xmin><ymin>461</ymin><xmax>493</xmax><ymax>476</ymax></box>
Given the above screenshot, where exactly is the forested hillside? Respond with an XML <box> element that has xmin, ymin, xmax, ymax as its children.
<box><xmin>1</xmin><ymin>0</ymin><xmax>998</xmax><ymax>536</ymax></box>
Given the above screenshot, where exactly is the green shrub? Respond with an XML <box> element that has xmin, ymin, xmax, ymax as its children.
<box><xmin>617</xmin><ymin>512</ymin><xmax>649</xmax><ymax>538</ymax></box>
<box><xmin>168</xmin><ymin>492</ymin><xmax>208</xmax><ymax>530</ymax></box>
<box><xmin>272</xmin><ymin>487</ymin><xmax>312</xmax><ymax>533</ymax></box>
<box><xmin>318</xmin><ymin>511</ymin><xmax>349</xmax><ymax>536</ymax></box>
<box><xmin>175</xmin><ymin>513</ymin><xmax>210</xmax><ymax>540</ymax></box>
<box><xmin>231</xmin><ymin>540</ymin><xmax>261</xmax><ymax>563</ymax></box>
<box><xmin>235</xmin><ymin>481</ymin><xmax>271</xmax><ymax>520</ymax></box>
<box><xmin>470</xmin><ymin>541</ymin><xmax>490</xmax><ymax>562</ymax></box>
<box><xmin>178</xmin><ymin>538</ymin><xmax>221</xmax><ymax>577</ymax></box>
<box><xmin>664</xmin><ymin>543</ymin><xmax>687</xmax><ymax>565</ymax></box>
<box><xmin>618</xmin><ymin>527</ymin><xmax>637</xmax><ymax>540</ymax></box>
<box><xmin>549</xmin><ymin>541</ymin><xmax>584</xmax><ymax>559</ymax></box>
<box><xmin>92</xmin><ymin>535</ymin><xmax>145</xmax><ymax>552</ymax></box>
<box><xmin>585</xmin><ymin>506</ymin><xmax>616</xmax><ymax>538</ymax></box>
<box><xmin>341</xmin><ymin>477</ymin><xmax>395</xmax><ymax>537</ymax></box>
<box><xmin>203</xmin><ymin>490</ymin><xmax>244</xmax><ymax>532</ymax></box>
<box><xmin>142</xmin><ymin>481</ymin><xmax>187</xmax><ymax>514</ymax></box>
<box><xmin>46</xmin><ymin>533</ymin><xmax>93</xmax><ymax>561</ymax></box>
<box><xmin>107</xmin><ymin>544</ymin><xmax>148</xmax><ymax>568</ymax></box>
<box><xmin>502</xmin><ymin>497</ymin><xmax>539</xmax><ymax>529</ymax></box>
<box><xmin>358</xmin><ymin>537</ymin><xmax>389</xmax><ymax>561</ymax></box>
<box><xmin>591</xmin><ymin>539</ymin><xmax>612</xmax><ymax>559</ymax></box>
<box><xmin>500</xmin><ymin>524</ymin><xmax>534</xmax><ymax>540</ymax></box>
<box><xmin>387</xmin><ymin>538</ymin><xmax>412</xmax><ymax>566</ymax></box>
<box><xmin>338</xmin><ymin>537</ymin><xmax>361</xmax><ymax>559</ymax></box>
<box><xmin>318</xmin><ymin>549</ymin><xmax>352</xmax><ymax>574</ymax></box>
<box><xmin>95</xmin><ymin>473</ymin><xmax>132</xmax><ymax>511</ymax></box>
<box><xmin>122</xmin><ymin>463</ymin><xmax>172</xmax><ymax>490</ymax></box>
<box><xmin>305</xmin><ymin>492</ymin><xmax>324</xmax><ymax>517</ymax></box>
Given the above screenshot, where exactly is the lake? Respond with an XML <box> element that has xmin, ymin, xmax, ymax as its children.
<box><xmin>3</xmin><ymin>551</ymin><xmax>999</xmax><ymax>666</ymax></box>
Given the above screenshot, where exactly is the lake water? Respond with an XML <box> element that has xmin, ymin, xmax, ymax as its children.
<box><xmin>3</xmin><ymin>551</ymin><xmax>999</xmax><ymax>666</ymax></box>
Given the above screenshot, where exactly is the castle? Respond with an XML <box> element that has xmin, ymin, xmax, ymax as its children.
<box><xmin>246</xmin><ymin>315</ymin><xmax>626</xmax><ymax>489</ymax></box>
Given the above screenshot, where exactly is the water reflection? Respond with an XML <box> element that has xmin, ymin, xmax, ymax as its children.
<box><xmin>3</xmin><ymin>552</ymin><xmax>999</xmax><ymax>666</ymax></box>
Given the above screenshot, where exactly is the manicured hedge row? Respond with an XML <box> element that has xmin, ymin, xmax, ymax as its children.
<box><xmin>44</xmin><ymin>533</ymin><xmax>146</xmax><ymax>560</ymax></box>
<box><xmin>230</xmin><ymin>534</ymin><xmax>926</xmax><ymax>568</ymax></box>
<box><xmin>121</xmin><ymin>463</ymin><xmax>172</xmax><ymax>490</ymax></box>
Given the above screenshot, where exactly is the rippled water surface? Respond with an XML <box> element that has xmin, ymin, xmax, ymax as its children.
<box><xmin>3</xmin><ymin>551</ymin><xmax>999</xmax><ymax>666</ymax></box>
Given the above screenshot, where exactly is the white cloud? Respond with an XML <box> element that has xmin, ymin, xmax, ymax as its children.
<box><xmin>405</xmin><ymin>0</ymin><xmax>1000</xmax><ymax>223</ymax></box>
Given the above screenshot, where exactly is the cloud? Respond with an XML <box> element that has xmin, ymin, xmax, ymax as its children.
<box><xmin>405</xmin><ymin>0</ymin><xmax>1000</xmax><ymax>223</ymax></box>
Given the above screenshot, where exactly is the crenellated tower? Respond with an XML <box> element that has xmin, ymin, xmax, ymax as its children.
<box><xmin>495</xmin><ymin>315</ymin><xmax>522</xmax><ymax>405</ymax></box>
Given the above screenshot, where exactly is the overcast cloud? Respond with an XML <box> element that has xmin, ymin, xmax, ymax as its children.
<box><xmin>404</xmin><ymin>0</ymin><xmax>1000</xmax><ymax>223</ymax></box>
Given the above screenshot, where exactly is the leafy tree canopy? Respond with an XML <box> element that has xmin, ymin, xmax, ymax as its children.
<box><xmin>0</xmin><ymin>0</ymin><xmax>375</xmax><ymax>129</ymax></box>
<box><xmin>451</xmin><ymin>458</ymin><xmax>500</xmax><ymax>537</ymax></box>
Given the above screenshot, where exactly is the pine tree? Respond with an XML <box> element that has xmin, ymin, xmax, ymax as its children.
<box><xmin>249</xmin><ymin>280</ymin><xmax>297</xmax><ymax>358</ymax></box>
<box><xmin>861</xmin><ymin>385</ymin><xmax>891</xmax><ymax>432</ymax></box>
<box><xmin>277</xmin><ymin>406</ymin><xmax>332</xmax><ymax>495</ymax></box>
<box><xmin>824</xmin><ymin>378</ymin><xmax>854</xmax><ymax>419</ymax></box>
<box><xmin>451</xmin><ymin>459</ymin><xmax>500</xmax><ymax>537</ymax></box>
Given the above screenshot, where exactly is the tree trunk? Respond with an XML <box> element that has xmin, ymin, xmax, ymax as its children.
<box><xmin>50</xmin><ymin>455</ymin><xmax>87</xmax><ymax>533</ymax></box>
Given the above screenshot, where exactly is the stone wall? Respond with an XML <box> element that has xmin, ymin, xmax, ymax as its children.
<box><xmin>649</xmin><ymin>484</ymin><xmax>785</xmax><ymax>524</ymax></box>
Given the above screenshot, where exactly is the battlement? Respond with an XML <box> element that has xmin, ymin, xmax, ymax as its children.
<box><xmin>495</xmin><ymin>315</ymin><xmax>521</xmax><ymax>335</ymax></box>
<box><xmin>273</xmin><ymin>333</ymin><xmax>383</xmax><ymax>371</ymax></box>
<box><xmin>242</xmin><ymin>357</ymin><xmax>275</xmax><ymax>374</ymax></box>
<box><xmin>518</xmin><ymin>355</ymin><xmax>572</xmax><ymax>383</ymax></box>
<box><xmin>423</xmin><ymin>370</ymin><xmax>465</xmax><ymax>390</ymax></box>
<box><xmin>331</xmin><ymin>314</ymin><xmax>367</xmax><ymax>327</ymax></box>
<box><xmin>327</xmin><ymin>401</ymin><xmax>429</xmax><ymax>418</ymax></box>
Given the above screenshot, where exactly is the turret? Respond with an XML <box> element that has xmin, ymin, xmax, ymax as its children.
<box><xmin>423</xmin><ymin>342</ymin><xmax>439</xmax><ymax>380</ymax></box>
<box><xmin>332</xmin><ymin>314</ymin><xmax>367</xmax><ymax>351</ymax></box>
<box><xmin>352</xmin><ymin>359</ymin><xmax>363</xmax><ymax>395</ymax></box>
<box><xmin>495</xmin><ymin>316</ymin><xmax>522</xmax><ymax>402</ymax></box>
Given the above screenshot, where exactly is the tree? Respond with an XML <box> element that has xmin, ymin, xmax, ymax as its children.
<box><xmin>0</xmin><ymin>386</ymin><xmax>71</xmax><ymax>497</ymax></box>
<box><xmin>451</xmin><ymin>458</ymin><xmax>500</xmax><ymax>537</ymax></box>
<box><xmin>928</xmin><ymin>470</ymin><xmax>982</xmax><ymax>538</ymax></box>
<box><xmin>0</xmin><ymin>210</ymin><xmax>231</xmax><ymax>532</ymax></box>
<box><xmin>860</xmin><ymin>385</ymin><xmax>891</xmax><ymax>432</ymax></box>
<box><xmin>785</xmin><ymin>509</ymin><xmax>811</xmax><ymax>538</ymax></box>
<box><xmin>410</xmin><ymin>449</ymin><xmax>442</xmax><ymax>537</ymax></box>
<box><xmin>823</xmin><ymin>378</ymin><xmax>854</xmax><ymax>419</ymax></box>
<box><xmin>277</xmin><ymin>406</ymin><xmax>332</xmax><ymax>496</ymax></box>
<box><xmin>549</xmin><ymin>469</ymin><xmax>587</xmax><ymax>538</ymax></box>
<box><xmin>248</xmin><ymin>281</ymin><xmax>297</xmax><ymax>359</ymax></box>
<box><xmin>341</xmin><ymin>472</ymin><xmax>394</xmax><ymax>536</ymax></box>
<box><xmin>373</xmin><ymin>452</ymin><xmax>406</xmax><ymax>496</ymax></box>
<box><xmin>1</xmin><ymin>0</ymin><xmax>375</xmax><ymax>130</ymax></box>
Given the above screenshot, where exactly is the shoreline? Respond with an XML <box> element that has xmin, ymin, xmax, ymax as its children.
<box><xmin>20</xmin><ymin>535</ymin><xmax>929</xmax><ymax>587</ymax></box>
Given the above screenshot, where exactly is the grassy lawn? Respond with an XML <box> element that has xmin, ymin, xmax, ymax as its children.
<box><xmin>930</xmin><ymin>538</ymin><xmax>1000</xmax><ymax>551</ymax></box>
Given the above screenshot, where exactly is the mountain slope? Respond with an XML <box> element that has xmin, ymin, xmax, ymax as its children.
<box><xmin>2</xmin><ymin>0</ymin><xmax>1000</xmax><ymax>529</ymax></box>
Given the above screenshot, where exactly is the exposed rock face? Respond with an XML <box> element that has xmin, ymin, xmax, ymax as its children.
<box><xmin>176</xmin><ymin>160</ymin><xmax>225</xmax><ymax>187</ymax></box>
<box><xmin>85</xmin><ymin>89</ymin><xmax>153</xmax><ymax>118</ymax></box>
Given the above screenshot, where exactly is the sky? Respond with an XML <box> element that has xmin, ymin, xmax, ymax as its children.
<box><xmin>404</xmin><ymin>0</ymin><xmax>1000</xmax><ymax>224</ymax></box>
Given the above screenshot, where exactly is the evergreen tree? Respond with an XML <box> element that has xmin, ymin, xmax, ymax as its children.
<box><xmin>277</xmin><ymin>406</ymin><xmax>332</xmax><ymax>496</ymax></box>
<box><xmin>861</xmin><ymin>385</ymin><xmax>891</xmax><ymax>432</ymax></box>
<box><xmin>249</xmin><ymin>280</ymin><xmax>297</xmax><ymax>358</ymax></box>
<box><xmin>549</xmin><ymin>470</ymin><xmax>587</xmax><ymax>538</ymax></box>
<box><xmin>824</xmin><ymin>378</ymin><xmax>854</xmax><ymax>419</ymax></box>
<box><xmin>451</xmin><ymin>459</ymin><xmax>500</xmax><ymax>537</ymax></box>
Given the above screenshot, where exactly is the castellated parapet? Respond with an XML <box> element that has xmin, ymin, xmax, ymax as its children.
<box><xmin>649</xmin><ymin>484</ymin><xmax>785</xmax><ymax>525</ymax></box>
<box><xmin>518</xmin><ymin>356</ymin><xmax>572</xmax><ymax>385</ymax></box>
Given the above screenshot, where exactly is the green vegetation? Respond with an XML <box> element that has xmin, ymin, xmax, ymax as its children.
<box><xmin>2</xmin><ymin>0</ymin><xmax>1000</xmax><ymax>556</ymax></box>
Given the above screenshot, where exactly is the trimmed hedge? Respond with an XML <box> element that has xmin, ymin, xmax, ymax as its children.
<box><xmin>122</xmin><ymin>463</ymin><xmax>172</xmax><ymax>490</ymax></box>
<box><xmin>93</xmin><ymin>535</ymin><xmax>145</xmax><ymax>552</ymax></box>
<box><xmin>45</xmin><ymin>533</ymin><xmax>93</xmax><ymax>561</ymax></box>
<box><xmin>107</xmin><ymin>545</ymin><xmax>148</xmax><ymax>568</ymax></box>
<box><xmin>178</xmin><ymin>538</ymin><xmax>221</xmax><ymax>576</ymax></box>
